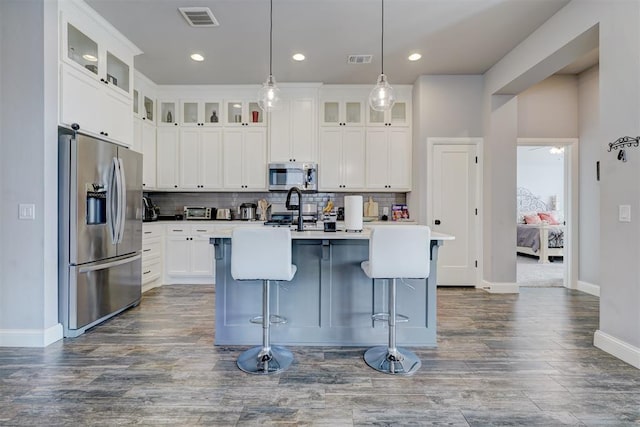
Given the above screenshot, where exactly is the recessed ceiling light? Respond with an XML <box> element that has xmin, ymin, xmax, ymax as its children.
<box><xmin>190</xmin><ymin>53</ymin><xmax>205</xmax><ymax>62</ymax></box>
<box><xmin>408</xmin><ymin>53</ymin><xmax>422</xmax><ymax>61</ymax></box>
<box><xmin>82</xmin><ymin>54</ymin><xmax>98</xmax><ymax>62</ymax></box>
<box><xmin>292</xmin><ymin>53</ymin><xmax>305</xmax><ymax>61</ymax></box>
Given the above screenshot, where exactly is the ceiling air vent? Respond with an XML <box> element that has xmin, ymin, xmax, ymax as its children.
<box><xmin>347</xmin><ymin>55</ymin><xmax>373</xmax><ymax>64</ymax></box>
<box><xmin>179</xmin><ymin>7</ymin><xmax>220</xmax><ymax>27</ymax></box>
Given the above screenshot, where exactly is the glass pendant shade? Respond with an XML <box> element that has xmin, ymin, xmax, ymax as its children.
<box><xmin>258</xmin><ymin>74</ymin><xmax>281</xmax><ymax>112</ymax></box>
<box><xmin>369</xmin><ymin>73</ymin><xmax>395</xmax><ymax>112</ymax></box>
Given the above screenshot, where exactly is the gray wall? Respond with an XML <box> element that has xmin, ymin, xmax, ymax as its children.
<box><xmin>0</xmin><ymin>0</ymin><xmax>60</xmax><ymax>344</ymax></box>
<box><xmin>517</xmin><ymin>75</ymin><xmax>578</xmax><ymax>138</ymax></box>
<box><xmin>577</xmin><ymin>65</ymin><xmax>599</xmax><ymax>287</ymax></box>
<box><xmin>408</xmin><ymin>75</ymin><xmax>484</xmax><ymax>225</ymax></box>
<box><xmin>484</xmin><ymin>0</ymin><xmax>640</xmax><ymax>355</ymax></box>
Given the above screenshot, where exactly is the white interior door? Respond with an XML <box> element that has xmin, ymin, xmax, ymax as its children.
<box><xmin>432</xmin><ymin>144</ymin><xmax>478</xmax><ymax>286</ymax></box>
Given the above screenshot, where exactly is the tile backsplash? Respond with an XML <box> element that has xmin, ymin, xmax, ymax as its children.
<box><xmin>145</xmin><ymin>191</ymin><xmax>407</xmax><ymax>219</ymax></box>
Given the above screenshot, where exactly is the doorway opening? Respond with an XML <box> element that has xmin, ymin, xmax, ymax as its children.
<box><xmin>516</xmin><ymin>138</ymin><xmax>577</xmax><ymax>288</ymax></box>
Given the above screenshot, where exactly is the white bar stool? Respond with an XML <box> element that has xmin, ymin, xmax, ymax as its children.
<box><xmin>361</xmin><ymin>225</ymin><xmax>431</xmax><ymax>375</ymax></box>
<box><xmin>231</xmin><ymin>226</ymin><xmax>297</xmax><ymax>374</ymax></box>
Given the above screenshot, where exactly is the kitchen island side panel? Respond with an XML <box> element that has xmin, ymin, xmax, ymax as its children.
<box><xmin>213</xmin><ymin>238</ymin><xmax>439</xmax><ymax>346</ymax></box>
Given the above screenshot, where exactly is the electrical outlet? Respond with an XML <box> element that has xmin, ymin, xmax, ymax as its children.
<box><xmin>619</xmin><ymin>205</ymin><xmax>631</xmax><ymax>222</ymax></box>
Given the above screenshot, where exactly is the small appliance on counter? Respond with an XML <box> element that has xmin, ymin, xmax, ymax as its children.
<box><xmin>264</xmin><ymin>203</ymin><xmax>293</xmax><ymax>226</ymax></box>
<box><xmin>143</xmin><ymin>196</ymin><xmax>159</xmax><ymax>222</ymax></box>
<box><xmin>239</xmin><ymin>202</ymin><xmax>257</xmax><ymax>221</ymax></box>
<box><xmin>184</xmin><ymin>206</ymin><xmax>214</xmax><ymax>220</ymax></box>
<box><xmin>216</xmin><ymin>208</ymin><xmax>232</xmax><ymax>220</ymax></box>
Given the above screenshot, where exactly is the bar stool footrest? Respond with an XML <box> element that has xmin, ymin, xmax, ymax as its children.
<box><xmin>249</xmin><ymin>315</ymin><xmax>288</xmax><ymax>325</ymax></box>
<box><xmin>371</xmin><ymin>312</ymin><xmax>409</xmax><ymax>323</ymax></box>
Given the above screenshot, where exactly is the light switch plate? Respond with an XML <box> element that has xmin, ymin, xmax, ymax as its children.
<box><xmin>19</xmin><ymin>203</ymin><xmax>35</xmax><ymax>220</ymax></box>
<box><xmin>619</xmin><ymin>205</ymin><xmax>631</xmax><ymax>222</ymax></box>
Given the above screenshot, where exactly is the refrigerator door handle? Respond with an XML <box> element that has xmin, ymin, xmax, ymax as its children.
<box><xmin>77</xmin><ymin>253</ymin><xmax>142</xmax><ymax>274</ymax></box>
<box><xmin>107</xmin><ymin>157</ymin><xmax>120</xmax><ymax>244</ymax></box>
<box><xmin>117</xmin><ymin>157</ymin><xmax>127</xmax><ymax>243</ymax></box>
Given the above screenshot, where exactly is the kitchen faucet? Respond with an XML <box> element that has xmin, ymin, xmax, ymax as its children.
<box><xmin>285</xmin><ymin>186</ymin><xmax>303</xmax><ymax>232</ymax></box>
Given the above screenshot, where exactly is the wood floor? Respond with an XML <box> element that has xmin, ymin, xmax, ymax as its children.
<box><xmin>2</xmin><ymin>285</ymin><xmax>639</xmax><ymax>426</ymax></box>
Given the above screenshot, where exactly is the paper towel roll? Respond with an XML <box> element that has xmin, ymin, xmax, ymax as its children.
<box><xmin>344</xmin><ymin>195</ymin><xmax>363</xmax><ymax>231</ymax></box>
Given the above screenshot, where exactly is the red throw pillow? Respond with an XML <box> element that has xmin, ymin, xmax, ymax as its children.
<box><xmin>524</xmin><ymin>214</ymin><xmax>542</xmax><ymax>225</ymax></box>
<box><xmin>538</xmin><ymin>212</ymin><xmax>559</xmax><ymax>225</ymax></box>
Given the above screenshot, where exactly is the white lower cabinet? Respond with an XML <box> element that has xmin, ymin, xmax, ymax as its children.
<box><xmin>142</xmin><ymin>223</ymin><xmax>163</xmax><ymax>292</ymax></box>
<box><xmin>164</xmin><ymin>224</ymin><xmax>215</xmax><ymax>284</ymax></box>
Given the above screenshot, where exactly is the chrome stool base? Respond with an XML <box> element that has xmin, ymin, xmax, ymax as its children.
<box><xmin>237</xmin><ymin>345</ymin><xmax>293</xmax><ymax>375</ymax></box>
<box><xmin>364</xmin><ymin>346</ymin><xmax>422</xmax><ymax>376</ymax></box>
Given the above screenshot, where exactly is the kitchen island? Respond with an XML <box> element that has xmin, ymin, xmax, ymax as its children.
<box><xmin>208</xmin><ymin>227</ymin><xmax>453</xmax><ymax>347</ymax></box>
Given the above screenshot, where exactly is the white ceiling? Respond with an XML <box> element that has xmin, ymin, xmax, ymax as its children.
<box><xmin>86</xmin><ymin>0</ymin><xmax>580</xmax><ymax>86</ymax></box>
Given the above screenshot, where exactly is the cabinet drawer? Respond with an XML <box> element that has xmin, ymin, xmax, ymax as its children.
<box><xmin>142</xmin><ymin>239</ymin><xmax>162</xmax><ymax>260</ymax></box>
<box><xmin>142</xmin><ymin>224</ymin><xmax>163</xmax><ymax>238</ymax></box>
<box><xmin>166</xmin><ymin>224</ymin><xmax>189</xmax><ymax>236</ymax></box>
<box><xmin>190</xmin><ymin>224</ymin><xmax>216</xmax><ymax>234</ymax></box>
<box><xmin>142</xmin><ymin>259</ymin><xmax>162</xmax><ymax>285</ymax></box>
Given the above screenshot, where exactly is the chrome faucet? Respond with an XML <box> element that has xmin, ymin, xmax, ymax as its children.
<box><xmin>285</xmin><ymin>186</ymin><xmax>303</xmax><ymax>232</ymax></box>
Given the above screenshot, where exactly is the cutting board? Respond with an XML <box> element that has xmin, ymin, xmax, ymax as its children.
<box><xmin>364</xmin><ymin>196</ymin><xmax>378</xmax><ymax>217</ymax></box>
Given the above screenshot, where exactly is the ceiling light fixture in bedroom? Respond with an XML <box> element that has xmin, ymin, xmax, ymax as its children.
<box><xmin>549</xmin><ymin>146</ymin><xmax>564</xmax><ymax>154</ymax></box>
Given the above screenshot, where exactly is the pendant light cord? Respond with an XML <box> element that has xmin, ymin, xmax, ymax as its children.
<box><xmin>269</xmin><ymin>0</ymin><xmax>273</xmax><ymax>76</ymax></box>
<box><xmin>381</xmin><ymin>0</ymin><xmax>384</xmax><ymax>75</ymax></box>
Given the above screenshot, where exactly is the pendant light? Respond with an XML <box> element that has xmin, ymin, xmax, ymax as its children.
<box><xmin>368</xmin><ymin>0</ymin><xmax>395</xmax><ymax>112</ymax></box>
<box><xmin>258</xmin><ymin>0</ymin><xmax>281</xmax><ymax>112</ymax></box>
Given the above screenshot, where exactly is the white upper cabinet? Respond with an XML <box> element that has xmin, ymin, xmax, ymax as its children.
<box><xmin>367</xmin><ymin>101</ymin><xmax>409</xmax><ymax>127</ymax></box>
<box><xmin>158</xmin><ymin>100</ymin><xmax>178</xmax><ymax>127</ymax></box>
<box><xmin>224</xmin><ymin>99</ymin><xmax>266</xmax><ymax>127</ymax></box>
<box><xmin>269</xmin><ymin>86</ymin><xmax>319</xmax><ymax>163</ymax></box>
<box><xmin>180</xmin><ymin>99</ymin><xmax>222</xmax><ymax>127</ymax></box>
<box><xmin>223</xmin><ymin>127</ymin><xmax>267</xmax><ymax>190</ymax></box>
<box><xmin>365</xmin><ymin>127</ymin><xmax>411</xmax><ymax>191</ymax></box>
<box><xmin>59</xmin><ymin>2</ymin><xmax>141</xmax><ymax>146</ymax></box>
<box><xmin>319</xmin><ymin>86</ymin><xmax>369</xmax><ymax>127</ymax></box>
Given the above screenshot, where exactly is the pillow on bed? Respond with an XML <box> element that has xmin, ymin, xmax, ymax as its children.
<box><xmin>518</xmin><ymin>211</ymin><xmax>538</xmax><ymax>224</ymax></box>
<box><xmin>538</xmin><ymin>212</ymin><xmax>560</xmax><ymax>225</ymax></box>
<box><xmin>524</xmin><ymin>214</ymin><xmax>542</xmax><ymax>224</ymax></box>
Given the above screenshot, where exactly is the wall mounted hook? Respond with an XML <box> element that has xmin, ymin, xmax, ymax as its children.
<box><xmin>608</xmin><ymin>136</ymin><xmax>639</xmax><ymax>162</ymax></box>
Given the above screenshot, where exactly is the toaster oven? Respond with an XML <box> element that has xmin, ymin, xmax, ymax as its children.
<box><xmin>184</xmin><ymin>206</ymin><xmax>213</xmax><ymax>220</ymax></box>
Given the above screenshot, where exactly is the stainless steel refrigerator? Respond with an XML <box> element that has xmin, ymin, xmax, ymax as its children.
<box><xmin>59</xmin><ymin>129</ymin><xmax>143</xmax><ymax>337</ymax></box>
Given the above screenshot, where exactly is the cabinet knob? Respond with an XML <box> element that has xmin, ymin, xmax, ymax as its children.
<box><xmin>435</xmin><ymin>220</ymin><xmax>441</xmax><ymax>225</ymax></box>
<box><xmin>174</xmin><ymin>185</ymin><xmax>178</xmax><ymax>188</ymax></box>
<box><xmin>174</xmin><ymin>123</ymin><xmax>178</xmax><ymax>126</ymax></box>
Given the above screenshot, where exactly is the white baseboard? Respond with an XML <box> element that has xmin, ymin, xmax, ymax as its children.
<box><xmin>0</xmin><ymin>323</ymin><xmax>63</xmax><ymax>347</ymax></box>
<box><xmin>577</xmin><ymin>280</ymin><xmax>600</xmax><ymax>297</ymax></box>
<box><xmin>478</xmin><ymin>280</ymin><xmax>519</xmax><ymax>294</ymax></box>
<box><xmin>594</xmin><ymin>330</ymin><xmax>640</xmax><ymax>369</ymax></box>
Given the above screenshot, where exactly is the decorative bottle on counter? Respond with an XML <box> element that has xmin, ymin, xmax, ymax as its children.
<box><xmin>167</xmin><ymin>110</ymin><xmax>172</xmax><ymax>123</ymax></box>
<box><xmin>210</xmin><ymin>111</ymin><xmax>218</xmax><ymax>123</ymax></box>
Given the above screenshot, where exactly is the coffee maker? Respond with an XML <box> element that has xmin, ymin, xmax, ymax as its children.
<box><xmin>142</xmin><ymin>196</ymin><xmax>159</xmax><ymax>222</ymax></box>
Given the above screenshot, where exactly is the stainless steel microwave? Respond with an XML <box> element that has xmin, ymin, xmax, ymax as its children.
<box><xmin>268</xmin><ymin>162</ymin><xmax>317</xmax><ymax>192</ymax></box>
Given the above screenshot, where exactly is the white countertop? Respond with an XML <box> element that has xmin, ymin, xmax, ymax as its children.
<box><xmin>199</xmin><ymin>226</ymin><xmax>453</xmax><ymax>241</ymax></box>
